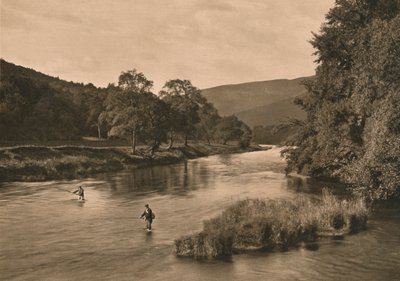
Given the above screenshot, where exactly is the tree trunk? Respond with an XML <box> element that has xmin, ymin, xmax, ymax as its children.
<box><xmin>151</xmin><ymin>139</ymin><xmax>159</xmax><ymax>156</ymax></box>
<box><xmin>97</xmin><ymin>120</ymin><xmax>102</xmax><ymax>140</ymax></box>
<box><xmin>167</xmin><ymin>131</ymin><xmax>174</xmax><ymax>149</ymax></box>
<box><xmin>131</xmin><ymin>130</ymin><xmax>136</xmax><ymax>154</ymax></box>
<box><xmin>184</xmin><ymin>134</ymin><xmax>188</xmax><ymax>146</ymax></box>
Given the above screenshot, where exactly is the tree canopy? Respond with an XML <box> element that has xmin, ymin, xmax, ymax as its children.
<box><xmin>159</xmin><ymin>79</ymin><xmax>201</xmax><ymax>146</ymax></box>
<box><xmin>285</xmin><ymin>0</ymin><xmax>400</xmax><ymax>199</ymax></box>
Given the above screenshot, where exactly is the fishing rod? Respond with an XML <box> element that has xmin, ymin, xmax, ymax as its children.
<box><xmin>53</xmin><ymin>186</ymin><xmax>87</xmax><ymax>201</ymax></box>
<box><xmin>54</xmin><ymin>187</ymin><xmax>73</xmax><ymax>193</ymax></box>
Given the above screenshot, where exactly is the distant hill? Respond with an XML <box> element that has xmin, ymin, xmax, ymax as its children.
<box><xmin>201</xmin><ymin>76</ymin><xmax>312</xmax><ymax>127</ymax></box>
<box><xmin>235</xmin><ymin>97</ymin><xmax>307</xmax><ymax>127</ymax></box>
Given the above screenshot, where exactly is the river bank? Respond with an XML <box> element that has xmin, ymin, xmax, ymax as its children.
<box><xmin>0</xmin><ymin>143</ymin><xmax>265</xmax><ymax>182</ymax></box>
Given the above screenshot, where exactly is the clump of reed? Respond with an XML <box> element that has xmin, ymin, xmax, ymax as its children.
<box><xmin>175</xmin><ymin>189</ymin><xmax>369</xmax><ymax>258</ymax></box>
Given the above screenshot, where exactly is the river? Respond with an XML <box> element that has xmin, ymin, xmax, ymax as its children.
<box><xmin>0</xmin><ymin>147</ymin><xmax>399</xmax><ymax>281</ymax></box>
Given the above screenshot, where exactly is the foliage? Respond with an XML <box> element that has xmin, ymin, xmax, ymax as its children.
<box><xmin>285</xmin><ymin>0</ymin><xmax>400</xmax><ymax>199</ymax></box>
<box><xmin>195</xmin><ymin>101</ymin><xmax>221</xmax><ymax>145</ymax></box>
<box><xmin>118</xmin><ymin>69</ymin><xmax>153</xmax><ymax>93</ymax></box>
<box><xmin>159</xmin><ymin>79</ymin><xmax>201</xmax><ymax>146</ymax></box>
<box><xmin>102</xmin><ymin>70</ymin><xmax>170</xmax><ymax>154</ymax></box>
<box><xmin>213</xmin><ymin>115</ymin><xmax>246</xmax><ymax>145</ymax></box>
<box><xmin>139</xmin><ymin>94</ymin><xmax>170</xmax><ymax>154</ymax></box>
<box><xmin>238</xmin><ymin>122</ymin><xmax>252</xmax><ymax>149</ymax></box>
<box><xmin>252</xmin><ymin>122</ymin><xmax>304</xmax><ymax>145</ymax></box>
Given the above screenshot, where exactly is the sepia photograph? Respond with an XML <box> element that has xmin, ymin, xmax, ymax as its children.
<box><xmin>1</xmin><ymin>0</ymin><xmax>399</xmax><ymax>280</ymax></box>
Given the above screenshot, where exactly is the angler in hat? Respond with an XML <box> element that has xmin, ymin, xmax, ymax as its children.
<box><xmin>139</xmin><ymin>204</ymin><xmax>155</xmax><ymax>231</ymax></box>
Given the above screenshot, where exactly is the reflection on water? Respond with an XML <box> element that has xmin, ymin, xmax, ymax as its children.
<box><xmin>0</xmin><ymin>147</ymin><xmax>399</xmax><ymax>281</ymax></box>
<box><xmin>101</xmin><ymin>160</ymin><xmax>212</xmax><ymax>196</ymax></box>
<box><xmin>286</xmin><ymin>175</ymin><xmax>350</xmax><ymax>198</ymax></box>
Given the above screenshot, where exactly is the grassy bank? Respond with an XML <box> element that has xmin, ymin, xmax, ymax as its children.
<box><xmin>175</xmin><ymin>189</ymin><xmax>368</xmax><ymax>258</ymax></box>
<box><xmin>0</xmin><ymin>143</ymin><xmax>263</xmax><ymax>182</ymax></box>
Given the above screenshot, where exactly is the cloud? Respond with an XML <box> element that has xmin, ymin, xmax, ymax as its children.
<box><xmin>1</xmin><ymin>5</ymin><xmax>32</xmax><ymax>31</ymax></box>
<box><xmin>1</xmin><ymin>0</ymin><xmax>334</xmax><ymax>90</ymax></box>
<box><xmin>1</xmin><ymin>0</ymin><xmax>84</xmax><ymax>27</ymax></box>
<box><xmin>194</xmin><ymin>0</ymin><xmax>236</xmax><ymax>12</ymax></box>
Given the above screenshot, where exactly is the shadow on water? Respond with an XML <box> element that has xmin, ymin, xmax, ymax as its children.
<box><xmin>330</xmin><ymin>235</ymin><xmax>345</xmax><ymax>241</ymax></box>
<box><xmin>286</xmin><ymin>174</ymin><xmax>349</xmax><ymax>197</ymax></box>
<box><xmin>218</xmin><ymin>154</ymin><xmax>233</xmax><ymax>166</ymax></box>
<box><xmin>176</xmin><ymin>254</ymin><xmax>233</xmax><ymax>264</ymax></box>
<box><xmin>96</xmin><ymin>160</ymin><xmax>213</xmax><ymax>198</ymax></box>
<box><xmin>76</xmin><ymin>200</ymin><xmax>86</xmax><ymax>207</ymax></box>
<box><xmin>304</xmin><ymin>242</ymin><xmax>320</xmax><ymax>251</ymax></box>
<box><xmin>145</xmin><ymin>231</ymin><xmax>153</xmax><ymax>242</ymax></box>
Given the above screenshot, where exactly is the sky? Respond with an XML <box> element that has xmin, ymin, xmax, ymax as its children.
<box><xmin>1</xmin><ymin>0</ymin><xmax>334</xmax><ymax>91</ymax></box>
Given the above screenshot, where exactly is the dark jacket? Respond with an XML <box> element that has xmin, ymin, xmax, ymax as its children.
<box><xmin>73</xmin><ymin>187</ymin><xmax>84</xmax><ymax>196</ymax></box>
<box><xmin>140</xmin><ymin>208</ymin><xmax>153</xmax><ymax>221</ymax></box>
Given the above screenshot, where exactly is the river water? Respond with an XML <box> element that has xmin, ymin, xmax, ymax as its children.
<box><xmin>1</xmin><ymin>147</ymin><xmax>399</xmax><ymax>281</ymax></box>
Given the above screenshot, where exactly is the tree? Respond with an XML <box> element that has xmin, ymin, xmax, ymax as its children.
<box><xmin>285</xmin><ymin>0</ymin><xmax>400</xmax><ymax>199</ymax></box>
<box><xmin>86</xmin><ymin>90</ymin><xmax>107</xmax><ymax>139</ymax></box>
<box><xmin>137</xmin><ymin>93</ymin><xmax>170</xmax><ymax>155</ymax></box>
<box><xmin>238</xmin><ymin>122</ymin><xmax>252</xmax><ymax>149</ymax></box>
<box><xmin>159</xmin><ymin>79</ymin><xmax>201</xmax><ymax>147</ymax></box>
<box><xmin>213</xmin><ymin>115</ymin><xmax>245</xmax><ymax>145</ymax></box>
<box><xmin>195</xmin><ymin>101</ymin><xmax>221</xmax><ymax>145</ymax></box>
<box><xmin>103</xmin><ymin>69</ymin><xmax>155</xmax><ymax>154</ymax></box>
<box><xmin>118</xmin><ymin>70</ymin><xmax>153</xmax><ymax>93</ymax></box>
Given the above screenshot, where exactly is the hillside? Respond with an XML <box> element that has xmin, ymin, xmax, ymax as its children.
<box><xmin>0</xmin><ymin>59</ymin><xmax>107</xmax><ymax>141</ymax></box>
<box><xmin>201</xmin><ymin>76</ymin><xmax>312</xmax><ymax>126</ymax></box>
<box><xmin>236</xmin><ymin>97</ymin><xmax>306</xmax><ymax>127</ymax></box>
<box><xmin>0</xmin><ymin>59</ymin><xmax>99</xmax><ymax>92</ymax></box>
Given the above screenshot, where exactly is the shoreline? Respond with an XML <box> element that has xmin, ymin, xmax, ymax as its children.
<box><xmin>0</xmin><ymin>143</ymin><xmax>267</xmax><ymax>183</ymax></box>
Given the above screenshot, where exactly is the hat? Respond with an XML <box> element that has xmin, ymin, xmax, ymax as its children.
<box><xmin>145</xmin><ymin>204</ymin><xmax>149</xmax><ymax>207</ymax></box>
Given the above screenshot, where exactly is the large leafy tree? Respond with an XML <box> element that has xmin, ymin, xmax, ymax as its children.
<box><xmin>85</xmin><ymin>89</ymin><xmax>107</xmax><ymax>139</ymax></box>
<box><xmin>195</xmin><ymin>101</ymin><xmax>221</xmax><ymax>145</ymax></box>
<box><xmin>118</xmin><ymin>70</ymin><xmax>153</xmax><ymax>93</ymax></box>
<box><xmin>159</xmin><ymin>79</ymin><xmax>201</xmax><ymax>147</ymax></box>
<box><xmin>103</xmin><ymin>69</ymin><xmax>155</xmax><ymax>154</ymax></box>
<box><xmin>138</xmin><ymin>93</ymin><xmax>170</xmax><ymax>155</ymax></box>
<box><xmin>213</xmin><ymin>115</ymin><xmax>245</xmax><ymax>145</ymax></box>
<box><xmin>286</xmin><ymin>0</ymin><xmax>400</xmax><ymax>199</ymax></box>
